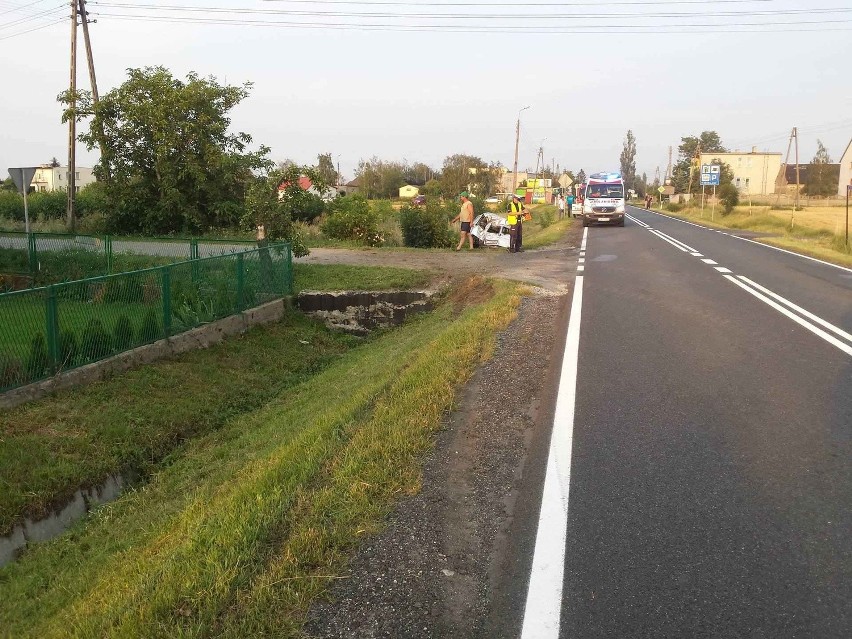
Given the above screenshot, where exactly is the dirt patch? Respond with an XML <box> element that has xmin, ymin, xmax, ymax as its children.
<box><xmin>445</xmin><ymin>276</ymin><xmax>494</xmax><ymax>315</ymax></box>
<box><xmin>303</xmin><ymin>225</ymin><xmax>581</xmax><ymax>638</ymax></box>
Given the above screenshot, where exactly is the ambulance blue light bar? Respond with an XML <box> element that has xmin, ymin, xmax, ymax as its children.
<box><xmin>588</xmin><ymin>172</ymin><xmax>623</xmax><ymax>181</ymax></box>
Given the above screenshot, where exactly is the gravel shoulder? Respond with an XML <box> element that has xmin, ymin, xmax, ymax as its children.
<box><xmin>303</xmin><ymin>224</ymin><xmax>582</xmax><ymax>637</ymax></box>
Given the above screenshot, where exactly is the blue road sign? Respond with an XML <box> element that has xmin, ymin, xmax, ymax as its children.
<box><xmin>700</xmin><ymin>164</ymin><xmax>720</xmax><ymax>186</ymax></box>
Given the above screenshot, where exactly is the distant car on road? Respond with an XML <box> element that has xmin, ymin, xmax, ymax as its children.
<box><xmin>485</xmin><ymin>195</ymin><xmax>501</xmax><ymax>204</ymax></box>
<box><xmin>411</xmin><ymin>195</ymin><xmax>426</xmax><ymax>206</ymax></box>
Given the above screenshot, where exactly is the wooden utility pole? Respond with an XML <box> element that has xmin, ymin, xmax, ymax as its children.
<box><xmin>512</xmin><ymin>106</ymin><xmax>529</xmax><ymax>196</ymax></box>
<box><xmin>66</xmin><ymin>0</ymin><xmax>78</xmax><ymax>231</ymax></box>
<box><xmin>794</xmin><ymin>127</ymin><xmax>800</xmax><ymax>213</ymax></box>
<box><xmin>78</xmin><ymin>0</ymin><xmax>98</xmax><ymax>101</ymax></box>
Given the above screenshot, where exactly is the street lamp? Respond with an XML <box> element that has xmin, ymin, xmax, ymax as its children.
<box><xmin>512</xmin><ymin>105</ymin><xmax>530</xmax><ymax>197</ymax></box>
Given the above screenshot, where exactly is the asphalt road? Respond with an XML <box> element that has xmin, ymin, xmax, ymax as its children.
<box><xmin>520</xmin><ymin>205</ymin><xmax>852</xmax><ymax>638</ymax></box>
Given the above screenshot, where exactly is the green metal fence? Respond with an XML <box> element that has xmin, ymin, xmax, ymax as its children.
<box><xmin>0</xmin><ymin>231</ymin><xmax>258</xmax><ymax>285</ymax></box>
<box><xmin>0</xmin><ymin>243</ymin><xmax>293</xmax><ymax>392</ymax></box>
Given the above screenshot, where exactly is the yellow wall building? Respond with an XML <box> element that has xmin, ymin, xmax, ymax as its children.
<box><xmin>839</xmin><ymin>138</ymin><xmax>852</xmax><ymax>197</ymax></box>
<box><xmin>398</xmin><ymin>184</ymin><xmax>420</xmax><ymax>199</ymax></box>
<box><xmin>699</xmin><ymin>149</ymin><xmax>783</xmax><ymax>196</ymax></box>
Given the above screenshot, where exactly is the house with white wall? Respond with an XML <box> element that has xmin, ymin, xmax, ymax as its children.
<box><xmin>839</xmin><ymin>137</ymin><xmax>852</xmax><ymax>197</ymax></box>
<box><xmin>30</xmin><ymin>165</ymin><xmax>95</xmax><ymax>193</ymax></box>
<box><xmin>699</xmin><ymin>149</ymin><xmax>782</xmax><ymax>196</ymax></box>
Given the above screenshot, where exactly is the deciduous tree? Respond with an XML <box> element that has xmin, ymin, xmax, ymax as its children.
<box><xmin>59</xmin><ymin>66</ymin><xmax>270</xmax><ymax>235</ymax></box>
<box><xmin>619</xmin><ymin>130</ymin><xmax>637</xmax><ymax>192</ymax></box>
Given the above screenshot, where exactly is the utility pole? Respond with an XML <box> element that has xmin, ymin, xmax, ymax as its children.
<box><xmin>664</xmin><ymin>145</ymin><xmax>673</xmax><ymax>185</ymax></box>
<box><xmin>793</xmin><ymin>126</ymin><xmax>800</xmax><ymax>215</ymax></box>
<box><xmin>78</xmin><ymin>0</ymin><xmax>98</xmax><ymax>101</ymax></box>
<box><xmin>777</xmin><ymin>128</ymin><xmax>795</xmax><ymax>210</ymax></box>
<box><xmin>512</xmin><ymin>105</ymin><xmax>530</xmax><ymax>197</ymax></box>
<box><xmin>66</xmin><ymin>0</ymin><xmax>78</xmax><ymax>232</ymax></box>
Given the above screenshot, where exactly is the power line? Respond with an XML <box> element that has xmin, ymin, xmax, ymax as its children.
<box><xmin>0</xmin><ymin>4</ymin><xmax>65</xmax><ymax>29</ymax></box>
<box><xmin>0</xmin><ymin>15</ymin><xmax>61</xmax><ymax>38</ymax></box>
<box><xmin>258</xmin><ymin>0</ymin><xmax>781</xmax><ymax>5</ymax></box>
<box><xmin>91</xmin><ymin>13</ymin><xmax>852</xmax><ymax>33</ymax></box>
<box><xmin>91</xmin><ymin>2</ymin><xmax>849</xmax><ymax>20</ymax></box>
<box><xmin>0</xmin><ymin>0</ymin><xmax>51</xmax><ymax>17</ymax></box>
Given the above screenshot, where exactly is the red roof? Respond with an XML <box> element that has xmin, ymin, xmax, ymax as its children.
<box><xmin>278</xmin><ymin>176</ymin><xmax>314</xmax><ymax>191</ymax></box>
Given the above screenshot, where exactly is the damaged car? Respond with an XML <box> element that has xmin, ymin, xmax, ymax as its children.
<box><xmin>470</xmin><ymin>212</ymin><xmax>512</xmax><ymax>249</ymax></box>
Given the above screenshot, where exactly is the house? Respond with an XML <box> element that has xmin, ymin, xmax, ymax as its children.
<box><xmin>399</xmin><ymin>184</ymin><xmax>420</xmax><ymax>199</ymax></box>
<box><xmin>30</xmin><ymin>164</ymin><xmax>95</xmax><ymax>193</ymax></box>
<box><xmin>500</xmin><ymin>168</ymin><xmax>528</xmax><ymax>194</ymax></box>
<box><xmin>277</xmin><ymin>175</ymin><xmax>334</xmax><ymax>201</ymax></box>
<box><xmin>780</xmin><ymin>163</ymin><xmax>841</xmax><ymax>195</ymax></box>
<box><xmin>839</xmin><ymin>137</ymin><xmax>852</xmax><ymax>197</ymax></box>
<box><xmin>698</xmin><ymin>148</ymin><xmax>782</xmax><ymax>195</ymax></box>
<box><xmin>337</xmin><ymin>178</ymin><xmax>360</xmax><ymax>196</ymax></box>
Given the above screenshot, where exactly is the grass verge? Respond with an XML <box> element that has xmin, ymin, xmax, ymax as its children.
<box><xmin>0</xmin><ymin>276</ymin><xmax>521</xmax><ymax>638</ymax></box>
<box><xmin>292</xmin><ymin>263</ymin><xmax>431</xmax><ymax>293</ymax></box>
<box><xmin>656</xmin><ymin>205</ymin><xmax>852</xmax><ymax>268</ymax></box>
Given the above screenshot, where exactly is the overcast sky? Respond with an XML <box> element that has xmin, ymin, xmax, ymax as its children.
<box><xmin>2</xmin><ymin>0</ymin><xmax>851</xmax><ymax>184</ymax></box>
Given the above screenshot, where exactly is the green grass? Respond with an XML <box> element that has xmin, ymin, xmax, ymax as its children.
<box><xmin>0</xmin><ymin>276</ymin><xmax>521</xmax><ymax>638</ymax></box>
<box><xmin>0</xmin><ymin>309</ymin><xmax>359</xmax><ymax>536</ymax></box>
<box><xmin>292</xmin><ymin>263</ymin><xmax>431</xmax><ymax>293</ymax></box>
<box><xmin>658</xmin><ymin>205</ymin><xmax>852</xmax><ymax>267</ymax></box>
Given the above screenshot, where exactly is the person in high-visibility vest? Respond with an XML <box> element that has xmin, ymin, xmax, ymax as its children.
<box><xmin>506</xmin><ymin>194</ymin><xmax>527</xmax><ymax>253</ymax></box>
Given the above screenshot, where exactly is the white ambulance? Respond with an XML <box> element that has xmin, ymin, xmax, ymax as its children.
<box><xmin>581</xmin><ymin>172</ymin><xmax>626</xmax><ymax>227</ymax></box>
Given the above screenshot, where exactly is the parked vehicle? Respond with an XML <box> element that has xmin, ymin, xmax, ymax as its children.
<box><xmin>581</xmin><ymin>172</ymin><xmax>626</xmax><ymax>227</ymax></box>
<box><xmin>411</xmin><ymin>195</ymin><xmax>426</xmax><ymax>206</ymax></box>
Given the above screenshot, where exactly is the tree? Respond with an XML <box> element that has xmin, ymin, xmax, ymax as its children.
<box><xmin>803</xmin><ymin>139</ymin><xmax>837</xmax><ymax>197</ymax></box>
<box><xmin>315</xmin><ymin>152</ymin><xmax>339</xmax><ymax>187</ymax></box>
<box><xmin>619</xmin><ymin>130</ymin><xmax>637</xmax><ymax>192</ymax></box>
<box><xmin>1</xmin><ymin>177</ymin><xmax>17</xmax><ymax>192</ymax></box>
<box><xmin>354</xmin><ymin>157</ymin><xmax>407</xmax><ymax>199</ymax></box>
<box><xmin>59</xmin><ymin>66</ymin><xmax>270</xmax><ymax>235</ymax></box>
<box><xmin>672</xmin><ymin>131</ymin><xmax>727</xmax><ymax>194</ymax></box>
<box><xmin>241</xmin><ymin>164</ymin><xmax>325</xmax><ymax>257</ymax></box>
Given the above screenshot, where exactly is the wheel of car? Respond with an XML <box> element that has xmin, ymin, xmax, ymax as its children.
<box><xmin>618</xmin><ymin>219</ymin><xmax>625</xmax><ymax>227</ymax></box>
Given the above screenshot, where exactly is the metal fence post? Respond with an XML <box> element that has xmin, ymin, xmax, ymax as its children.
<box><xmin>105</xmin><ymin>235</ymin><xmax>113</xmax><ymax>273</ymax></box>
<box><xmin>285</xmin><ymin>244</ymin><xmax>293</xmax><ymax>294</ymax></box>
<box><xmin>190</xmin><ymin>238</ymin><xmax>200</xmax><ymax>281</ymax></box>
<box><xmin>162</xmin><ymin>268</ymin><xmax>172</xmax><ymax>337</ymax></box>
<box><xmin>235</xmin><ymin>253</ymin><xmax>245</xmax><ymax>312</ymax></box>
<box><xmin>28</xmin><ymin>233</ymin><xmax>38</xmax><ymax>274</ymax></box>
<box><xmin>46</xmin><ymin>285</ymin><xmax>59</xmax><ymax>371</ymax></box>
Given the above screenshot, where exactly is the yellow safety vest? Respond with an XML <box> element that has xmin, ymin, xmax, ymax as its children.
<box><xmin>507</xmin><ymin>200</ymin><xmax>522</xmax><ymax>224</ymax></box>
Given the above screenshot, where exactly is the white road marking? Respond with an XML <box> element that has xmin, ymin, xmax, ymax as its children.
<box><xmin>702</xmin><ymin>259</ymin><xmax>718</xmax><ymax>265</ymax></box>
<box><xmin>691</xmin><ymin>252</ymin><xmax>704</xmax><ymax>257</ymax></box>
<box><xmin>649</xmin><ymin>229</ymin><xmax>689</xmax><ymax>252</ymax></box>
<box><xmin>737</xmin><ymin>276</ymin><xmax>852</xmax><ymax>345</ymax></box>
<box><xmin>521</xmin><ymin>270</ymin><xmax>584</xmax><ymax>638</ymax></box>
<box><xmin>724</xmin><ymin>276</ymin><xmax>852</xmax><ymax>356</ymax></box>
<box><xmin>714</xmin><ymin>267</ymin><xmax>732</xmax><ymax>273</ymax></box>
<box><xmin>577</xmin><ymin>265</ymin><xmax>584</xmax><ymax>273</ymax></box>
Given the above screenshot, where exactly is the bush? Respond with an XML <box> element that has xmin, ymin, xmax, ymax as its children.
<box><xmin>399</xmin><ymin>202</ymin><xmax>454</xmax><ymax>249</ymax></box>
<box><xmin>102</xmin><ymin>275</ymin><xmax>145</xmax><ymax>303</ymax></box>
<box><xmin>139</xmin><ymin>307</ymin><xmax>163</xmax><ymax>343</ymax></box>
<box><xmin>80</xmin><ymin>318</ymin><xmax>113</xmax><ymax>361</ymax></box>
<box><xmin>321</xmin><ymin>194</ymin><xmax>383</xmax><ymax>246</ymax></box>
<box><xmin>27</xmin><ymin>191</ymin><xmax>66</xmax><ymax>220</ymax></box>
<box><xmin>664</xmin><ymin>202</ymin><xmax>684</xmax><ymax>212</ymax></box>
<box><xmin>537</xmin><ymin>209</ymin><xmax>555</xmax><ymax>228</ymax></box>
<box><xmin>0</xmin><ymin>191</ymin><xmax>23</xmax><ymax>221</ymax></box>
<box><xmin>113</xmin><ymin>314</ymin><xmax>136</xmax><ymax>350</ymax></box>
<box><xmin>59</xmin><ymin>329</ymin><xmax>78</xmax><ymax>368</ymax></box>
<box><xmin>26</xmin><ymin>333</ymin><xmax>50</xmax><ymax>379</ymax></box>
<box><xmin>718</xmin><ymin>183</ymin><xmax>739</xmax><ymax>215</ymax></box>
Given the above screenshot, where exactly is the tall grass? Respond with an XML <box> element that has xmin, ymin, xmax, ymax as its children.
<box><xmin>0</xmin><ymin>277</ymin><xmax>521</xmax><ymax>638</ymax></box>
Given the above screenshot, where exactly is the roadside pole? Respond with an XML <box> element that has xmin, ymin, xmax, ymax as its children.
<box><xmin>701</xmin><ymin>185</ymin><xmax>705</xmax><ymax>216</ymax></box>
<box><xmin>20</xmin><ymin>168</ymin><xmax>31</xmax><ymax>234</ymax></box>
<box><xmin>846</xmin><ymin>184</ymin><xmax>850</xmax><ymax>249</ymax></box>
<box><xmin>712</xmin><ymin>185</ymin><xmax>716</xmax><ymax>222</ymax></box>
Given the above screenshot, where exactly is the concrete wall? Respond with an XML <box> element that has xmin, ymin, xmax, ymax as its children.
<box><xmin>0</xmin><ymin>299</ymin><xmax>287</xmax><ymax>410</ymax></box>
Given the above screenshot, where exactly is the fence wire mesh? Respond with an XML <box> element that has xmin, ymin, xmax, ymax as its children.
<box><xmin>0</xmin><ymin>243</ymin><xmax>292</xmax><ymax>392</ymax></box>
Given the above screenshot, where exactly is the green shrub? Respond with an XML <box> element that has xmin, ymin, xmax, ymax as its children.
<box><xmin>59</xmin><ymin>329</ymin><xmax>78</xmax><ymax>367</ymax></box>
<box><xmin>372</xmin><ymin>199</ymin><xmax>395</xmax><ymax>220</ymax></box>
<box><xmin>27</xmin><ymin>191</ymin><xmax>66</xmax><ymax>220</ymax></box>
<box><xmin>718</xmin><ymin>183</ymin><xmax>740</xmax><ymax>215</ymax></box>
<box><xmin>113</xmin><ymin>314</ymin><xmax>136</xmax><ymax>350</ymax></box>
<box><xmin>399</xmin><ymin>202</ymin><xmax>454</xmax><ymax>248</ymax></box>
<box><xmin>321</xmin><ymin>194</ymin><xmax>383</xmax><ymax>246</ymax></box>
<box><xmin>537</xmin><ymin>209</ymin><xmax>555</xmax><ymax>228</ymax></box>
<box><xmin>26</xmin><ymin>333</ymin><xmax>50</xmax><ymax>379</ymax></box>
<box><xmin>664</xmin><ymin>201</ymin><xmax>684</xmax><ymax>212</ymax></box>
<box><xmin>80</xmin><ymin>318</ymin><xmax>113</xmax><ymax>361</ymax></box>
<box><xmin>139</xmin><ymin>307</ymin><xmax>163</xmax><ymax>343</ymax></box>
<box><xmin>0</xmin><ymin>191</ymin><xmax>23</xmax><ymax>221</ymax></box>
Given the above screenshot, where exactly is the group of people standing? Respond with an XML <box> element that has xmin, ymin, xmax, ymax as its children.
<box><xmin>556</xmin><ymin>192</ymin><xmax>575</xmax><ymax>220</ymax></box>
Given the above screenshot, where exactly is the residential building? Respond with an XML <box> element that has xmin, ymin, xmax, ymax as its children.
<box><xmin>499</xmin><ymin>168</ymin><xmax>528</xmax><ymax>194</ymax></box>
<box><xmin>839</xmin><ymin>137</ymin><xmax>852</xmax><ymax>197</ymax></box>
<box><xmin>338</xmin><ymin>178</ymin><xmax>360</xmax><ymax>196</ymax></box>
<box><xmin>30</xmin><ymin>165</ymin><xmax>95</xmax><ymax>193</ymax></box>
<box><xmin>398</xmin><ymin>185</ymin><xmax>420</xmax><ymax>199</ymax></box>
<box><xmin>779</xmin><ymin>164</ymin><xmax>840</xmax><ymax>194</ymax></box>
<box><xmin>698</xmin><ymin>149</ymin><xmax>782</xmax><ymax>196</ymax></box>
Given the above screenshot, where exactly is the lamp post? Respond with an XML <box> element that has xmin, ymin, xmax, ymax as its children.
<box><xmin>512</xmin><ymin>105</ymin><xmax>530</xmax><ymax>197</ymax></box>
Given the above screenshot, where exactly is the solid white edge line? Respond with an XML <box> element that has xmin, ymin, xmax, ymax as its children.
<box><xmin>520</xmin><ymin>273</ymin><xmax>583</xmax><ymax>638</ymax></box>
<box><xmin>737</xmin><ymin>276</ymin><xmax>852</xmax><ymax>344</ymax></box>
<box><xmin>521</xmin><ymin>226</ymin><xmax>587</xmax><ymax>636</ymax></box>
<box><xmin>724</xmin><ymin>276</ymin><xmax>852</xmax><ymax>356</ymax></box>
<box><xmin>636</xmin><ymin>207</ymin><xmax>852</xmax><ymax>274</ymax></box>
<box><xmin>649</xmin><ymin>229</ymin><xmax>688</xmax><ymax>252</ymax></box>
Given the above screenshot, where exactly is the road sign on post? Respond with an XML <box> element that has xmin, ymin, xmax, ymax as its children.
<box><xmin>700</xmin><ymin>164</ymin><xmax>720</xmax><ymax>186</ymax></box>
<box><xmin>8</xmin><ymin>167</ymin><xmax>38</xmax><ymax>234</ymax></box>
